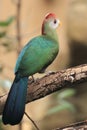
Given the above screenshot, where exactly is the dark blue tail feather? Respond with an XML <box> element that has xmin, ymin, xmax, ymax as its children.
<box><xmin>2</xmin><ymin>76</ymin><xmax>28</xmax><ymax>125</ymax></box>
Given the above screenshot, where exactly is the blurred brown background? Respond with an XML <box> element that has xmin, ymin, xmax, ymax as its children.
<box><xmin>0</xmin><ymin>0</ymin><xmax>87</xmax><ymax>130</ymax></box>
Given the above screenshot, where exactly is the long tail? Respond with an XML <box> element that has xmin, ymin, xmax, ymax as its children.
<box><xmin>2</xmin><ymin>75</ymin><xmax>28</xmax><ymax>125</ymax></box>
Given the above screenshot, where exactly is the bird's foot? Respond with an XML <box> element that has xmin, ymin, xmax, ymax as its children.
<box><xmin>45</xmin><ymin>71</ymin><xmax>56</xmax><ymax>76</ymax></box>
<box><xmin>28</xmin><ymin>76</ymin><xmax>35</xmax><ymax>84</ymax></box>
<box><xmin>28</xmin><ymin>76</ymin><xmax>39</xmax><ymax>85</ymax></box>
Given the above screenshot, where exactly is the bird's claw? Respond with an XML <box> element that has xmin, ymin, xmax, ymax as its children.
<box><xmin>46</xmin><ymin>71</ymin><xmax>56</xmax><ymax>76</ymax></box>
<box><xmin>28</xmin><ymin>76</ymin><xmax>39</xmax><ymax>85</ymax></box>
<box><xmin>28</xmin><ymin>76</ymin><xmax>35</xmax><ymax>84</ymax></box>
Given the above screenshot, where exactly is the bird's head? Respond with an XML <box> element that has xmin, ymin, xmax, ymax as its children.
<box><xmin>42</xmin><ymin>13</ymin><xmax>61</xmax><ymax>35</ymax></box>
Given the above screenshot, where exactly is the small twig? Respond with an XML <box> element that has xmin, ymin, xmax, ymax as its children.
<box><xmin>16</xmin><ymin>0</ymin><xmax>22</xmax><ymax>54</ymax></box>
<box><xmin>24</xmin><ymin>112</ymin><xmax>40</xmax><ymax>130</ymax></box>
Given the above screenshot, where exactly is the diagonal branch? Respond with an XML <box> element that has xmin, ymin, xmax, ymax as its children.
<box><xmin>53</xmin><ymin>120</ymin><xmax>87</xmax><ymax>130</ymax></box>
<box><xmin>0</xmin><ymin>64</ymin><xmax>87</xmax><ymax>115</ymax></box>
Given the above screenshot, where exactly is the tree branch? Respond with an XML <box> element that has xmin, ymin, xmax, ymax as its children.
<box><xmin>0</xmin><ymin>64</ymin><xmax>87</xmax><ymax>115</ymax></box>
<box><xmin>53</xmin><ymin>120</ymin><xmax>87</xmax><ymax>130</ymax></box>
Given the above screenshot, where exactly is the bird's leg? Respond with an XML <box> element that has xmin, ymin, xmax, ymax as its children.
<box><xmin>38</xmin><ymin>68</ymin><xmax>46</xmax><ymax>74</ymax></box>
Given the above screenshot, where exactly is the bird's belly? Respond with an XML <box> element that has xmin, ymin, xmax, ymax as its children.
<box><xmin>18</xmin><ymin>41</ymin><xmax>58</xmax><ymax>77</ymax></box>
<box><xmin>19</xmin><ymin>50</ymin><xmax>58</xmax><ymax>77</ymax></box>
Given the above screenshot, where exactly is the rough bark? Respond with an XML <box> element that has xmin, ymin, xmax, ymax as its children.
<box><xmin>0</xmin><ymin>64</ymin><xmax>87</xmax><ymax>115</ymax></box>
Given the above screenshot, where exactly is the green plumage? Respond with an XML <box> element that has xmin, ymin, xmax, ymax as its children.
<box><xmin>15</xmin><ymin>35</ymin><xmax>59</xmax><ymax>76</ymax></box>
<box><xmin>2</xmin><ymin>13</ymin><xmax>60</xmax><ymax>125</ymax></box>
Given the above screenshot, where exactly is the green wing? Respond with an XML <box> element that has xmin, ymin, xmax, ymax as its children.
<box><xmin>15</xmin><ymin>36</ymin><xmax>58</xmax><ymax>77</ymax></box>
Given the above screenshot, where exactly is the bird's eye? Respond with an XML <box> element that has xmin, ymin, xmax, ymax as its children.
<box><xmin>54</xmin><ymin>19</ymin><xmax>57</xmax><ymax>24</ymax></box>
<box><xmin>49</xmin><ymin>19</ymin><xmax>59</xmax><ymax>29</ymax></box>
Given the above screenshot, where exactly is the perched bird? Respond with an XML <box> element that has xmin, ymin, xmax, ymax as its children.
<box><xmin>2</xmin><ymin>13</ymin><xmax>60</xmax><ymax>125</ymax></box>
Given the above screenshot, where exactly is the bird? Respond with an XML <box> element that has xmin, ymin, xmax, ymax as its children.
<box><xmin>2</xmin><ymin>13</ymin><xmax>61</xmax><ymax>125</ymax></box>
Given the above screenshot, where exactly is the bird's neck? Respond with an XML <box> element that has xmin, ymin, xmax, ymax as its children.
<box><xmin>42</xmin><ymin>24</ymin><xmax>58</xmax><ymax>42</ymax></box>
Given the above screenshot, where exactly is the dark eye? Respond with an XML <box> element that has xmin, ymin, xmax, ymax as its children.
<box><xmin>54</xmin><ymin>19</ymin><xmax>57</xmax><ymax>24</ymax></box>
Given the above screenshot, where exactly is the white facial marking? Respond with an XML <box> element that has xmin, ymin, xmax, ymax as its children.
<box><xmin>49</xmin><ymin>19</ymin><xmax>60</xmax><ymax>29</ymax></box>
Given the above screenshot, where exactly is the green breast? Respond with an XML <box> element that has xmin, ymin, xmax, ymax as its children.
<box><xmin>15</xmin><ymin>36</ymin><xmax>59</xmax><ymax>77</ymax></box>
